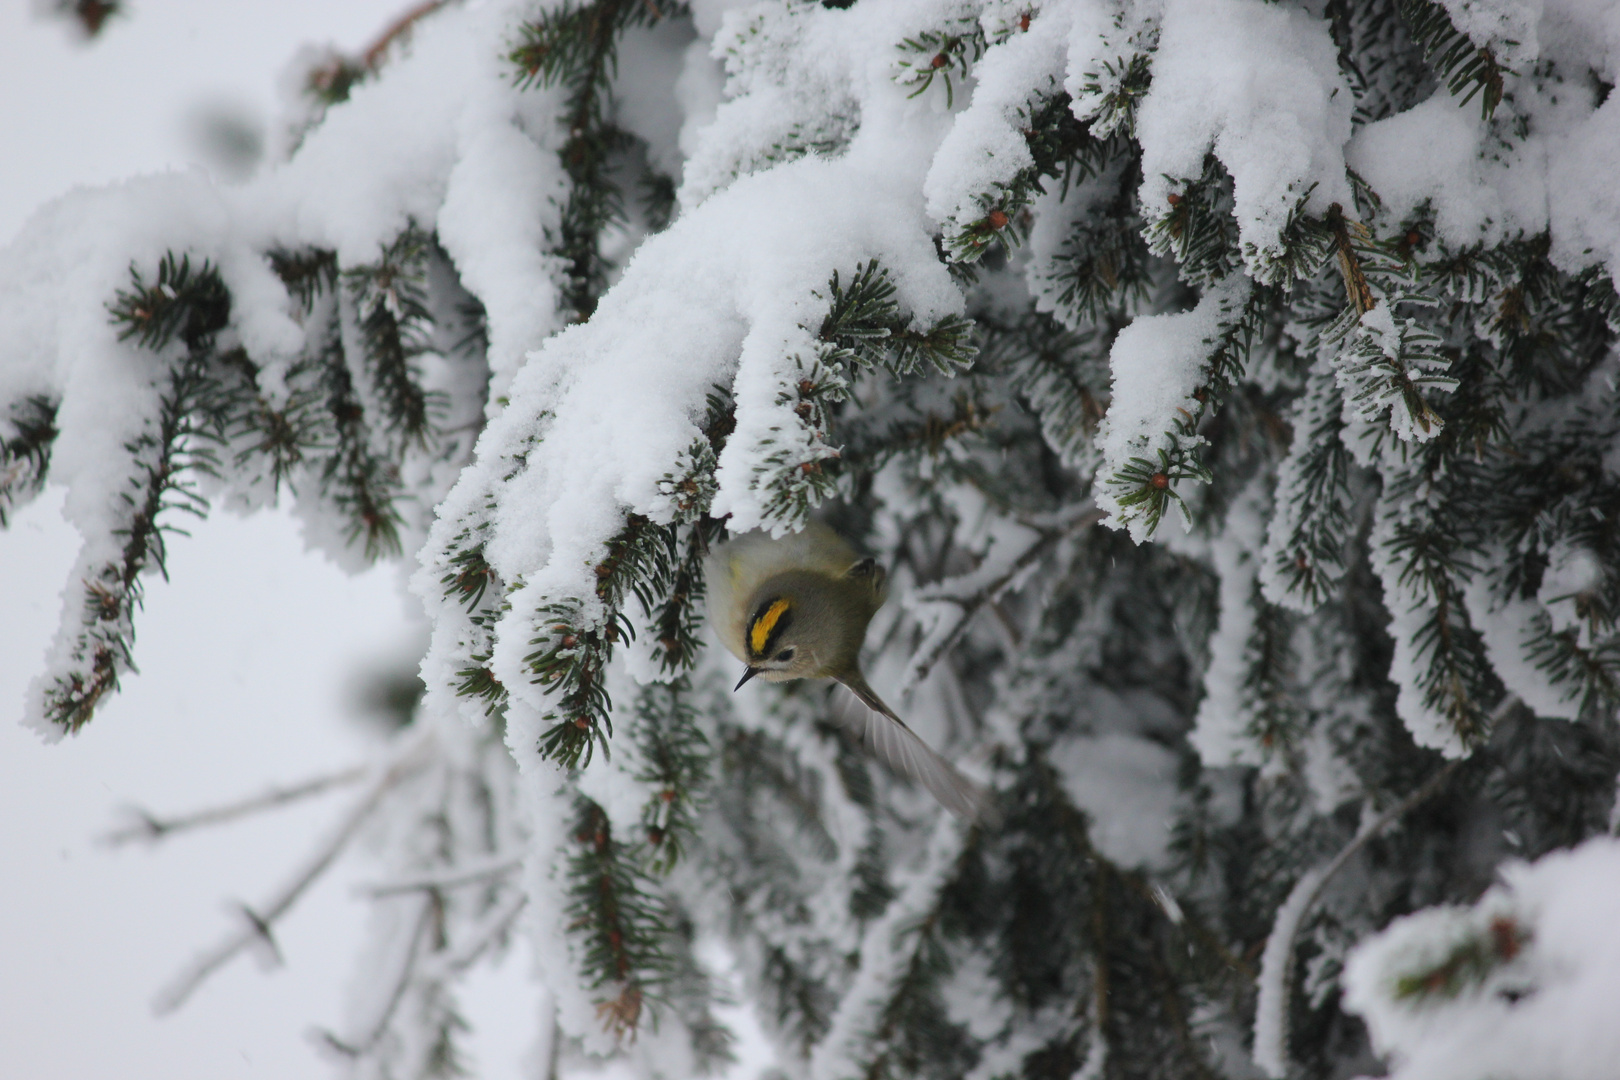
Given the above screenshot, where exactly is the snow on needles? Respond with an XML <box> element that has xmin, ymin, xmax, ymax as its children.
<box><xmin>1135</xmin><ymin>0</ymin><xmax>1354</xmax><ymax>282</ymax></box>
<box><xmin>0</xmin><ymin>0</ymin><xmax>564</xmax><ymax>736</ymax></box>
<box><xmin>1344</xmin><ymin>837</ymin><xmax>1620</xmax><ymax>1080</ymax></box>
<box><xmin>1094</xmin><ymin>278</ymin><xmax>1250</xmax><ymax>541</ymax></box>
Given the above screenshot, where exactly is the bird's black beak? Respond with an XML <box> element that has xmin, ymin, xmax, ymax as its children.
<box><xmin>734</xmin><ymin>666</ymin><xmax>760</xmax><ymax>691</ymax></box>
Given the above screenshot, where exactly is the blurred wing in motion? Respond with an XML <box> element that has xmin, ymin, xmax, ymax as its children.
<box><xmin>834</xmin><ymin>673</ymin><xmax>988</xmax><ymax>821</ymax></box>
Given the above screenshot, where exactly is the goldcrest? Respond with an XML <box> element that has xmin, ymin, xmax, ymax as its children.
<box><xmin>705</xmin><ymin>521</ymin><xmax>985</xmax><ymax>819</ymax></box>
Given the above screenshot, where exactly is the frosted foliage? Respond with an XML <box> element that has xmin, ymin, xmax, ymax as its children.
<box><xmin>16</xmin><ymin>1</ymin><xmax>1620</xmax><ymax>1079</ymax></box>
<box><xmin>1344</xmin><ymin>838</ymin><xmax>1620</xmax><ymax>1080</ymax></box>
<box><xmin>1439</xmin><ymin>0</ymin><xmax>1543</xmax><ymax>66</ymax></box>
<box><xmin>1462</xmin><ymin>574</ymin><xmax>1581</xmax><ymax>721</ymax></box>
<box><xmin>0</xmin><ymin>0</ymin><xmax>563</xmax><ymax>735</ymax></box>
<box><xmin>1094</xmin><ymin>278</ymin><xmax>1248</xmax><ymax>541</ymax></box>
<box><xmin>922</xmin><ymin>3</ymin><xmax>1073</xmax><ymax>237</ymax></box>
<box><xmin>1136</xmin><ymin>0</ymin><xmax>1354</xmax><ymax>281</ymax></box>
<box><xmin>1189</xmin><ymin>480</ymin><xmax>1271</xmax><ymax>768</ymax></box>
<box><xmin>1336</xmin><ymin>300</ymin><xmax>1456</xmax><ymax>444</ymax></box>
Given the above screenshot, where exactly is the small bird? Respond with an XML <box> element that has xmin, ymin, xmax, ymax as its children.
<box><xmin>705</xmin><ymin>521</ymin><xmax>985</xmax><ymax>819</ymax></box>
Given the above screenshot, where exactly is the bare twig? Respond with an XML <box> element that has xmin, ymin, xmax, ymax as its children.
<box><xmin>426</xmin><ymin>889</ymin><xmax>528</xmax><ymax>979</ymax></box>
<box><xmin>356</xmin><ymin>852</ymin><xmax>523</xmax><ymax>897</ymax></box>
<box><xmin>901</xmin><ymin>505</ymin><xmax>1103</xmax><ymax>693</ymax></box>
<box><xmin>152</xmin><ymin>732</ymin><xmax>436</xmax><ymax>1015</ymax></box>
<box><xmin>1250</xmin><ymin>695</ymin><xmax>1518</xmax><ymax>1078</ymax></box>
<box><xmin>318</xmin><ymin>887</ymin><xmax>526</xmax><ymax>1061</ymax></box>
<box><xmin>361</xmin><ymin>0</ymin><xmax>450</xmax><ymax>70</ymax></box>
<box><xmin>103</xmin><ymin>765</ymin><xmax>369</xmax><ymax>847</ymax></box>
<box><xmin>316</xmin><ymin>892</ymin><xmax>436</xmax><ymax>1060</ymax></box>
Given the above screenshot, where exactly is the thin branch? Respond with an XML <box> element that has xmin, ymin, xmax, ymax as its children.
<box><xmin>102</xmin><ymin>765</ymin><xmax>369</xmax><ymax>847</ymax></box>
<box><xmin>356</xmin><ymin>852</ymin><xmax>524</xmax><ymax>897</ymax></box>
<box><xmin>152</xmin><ymin>733</ymin><xmax>436</xmax><ymax>1015</ymax></box>
<box><xmin>361</xmin><ymin>0</ymin><xmax>450</xmax><ymax>70</ymax></box>
<box><xmin>1249</xmin><ymin>694</ymin><xmax>1516</xmax><ymax>1078</ymax></box>
<box><xmin>426</xmin><ymin>888</ymin><xmax>528</xmax><ymax>979</ymax></box>
<box><xmin>316</xmin><ymin>892</ymin><xmax>436</xmax><ymax>1060</ymax></box>
<box><xmin>901</xmin><ymin>505</ymin><xmax>1103</xmax><ymax>693</ymax></box>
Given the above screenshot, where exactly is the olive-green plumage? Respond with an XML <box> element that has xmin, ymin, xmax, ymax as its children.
<box><xmin>705</xmin><ymin>522</ymin><xmax>984</xmax><ymax>819</ymax></box>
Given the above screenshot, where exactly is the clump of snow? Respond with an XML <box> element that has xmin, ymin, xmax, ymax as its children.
<box><xmin>1189</xmin><ymin>479</ymin><xmax>1270</xmax><ymax>768</ymax></box>
<box><xmin>1050</xmin><ymin>732</ymin><xmax>1184</xmax><ymax>870</ymax></box>
<box><xmin>1344</xmin><ymin>837</ymin><xmax>1620</xmax><ymax>1080</ymax></box>
<box><xmin>1439</xmin><ymin>0</ymin><xmax>1543</xmax><ymax>68</ymax></box>
<box><xmin>677</xmin><ymin>0</ymin><xmax>861</xmax><ymax>211</ymax></box>
<box><xmin>1463</xmin><ymin>573</ymin><xmax>1581</xmax><ymax>721</ymax></box>
<box><xmin>1094</xmin><ymin>277</ymin><xmax>1249</xmax><ymax>541</ymax></box>
<box><xmin>1346</xmin><ymin>93</ymin><xmax>1547</xmax><ymax>250</ymax></box>
<box><xmin>1134</xmin><ymin>0</ymin><xmax>1353</xmax><ymax>282</ymax></box>
<box><xmin>922</xmin><ymin>4</ymin><xmax>1074</xmax><ymax>238</ymax></box>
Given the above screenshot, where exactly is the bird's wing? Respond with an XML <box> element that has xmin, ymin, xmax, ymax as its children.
<box><xmin>834</xmin><ymin>674</ymin><xmax>988</xmax><ymax>821</ymax></box>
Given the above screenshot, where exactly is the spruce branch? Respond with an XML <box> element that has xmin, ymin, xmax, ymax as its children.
<box><xmin>756</xmin><ymin>259</ymin><xmax>979</xmax><ymax>530</ymax></box>
<box><xmin>944</xmin><ymin>93</ymin><xmax>1113</xmax><ymax>264</ymax></box>
<box><xmin>894</xmin><ymin>19</ymin><xmax>987</xmax><ymax>108</ymax></box>
<box><xmin>216</xmin><ymin>347</ymin><xmax>321</xmax><ymax>492</ymax></box>
<box><xmin>565</xmin><ymin>796</ymin><xmax>674</xmax><ymax>1040</ymax></box>
<box><xmin>1328</xmin><ymin>204</ymin><xmax>1378</xmax><ymax>317</ymax></box>
<box><xmin>270</xmin><ymin>244</ymin><xmax>412</xmax><ymax>559</ymax></box>
<box><xmin>442</xmin><ymin>533</ymin><xmax>512</xmax><ymax>717</ymax></box>
<box><xmin>268</xmin><ymin>246</ymin><xmax>340</xmax><ymax>309</ymax></box>
<box><xmin>315</xmin><ymin>326</ymin><xmax>408</xmax><ymax>560</ymax></box>
<box><xmin>1250</xmin><ymin>736</ymin><xmax>1484</xmax><ymax>1079</ymax></box>
<box><xmin>510</xmin><ymin>0</ymin><xmax>682</xmax><ymax>318</ymax></box>
<box><xmin>0</xmin><ymin>394</ymin><xmax>59</xmax><ymax>527</ymax></box>
<box><xmin>632</xmin><ymin>678</ymin><xmax>711</xmax><ymax>874</ymax></box>
<box><xmin>977</xmin><ymin>311</ymin><xmax>1108</xmax><ymax>475</ymax></box>
<box><xmin>343</xmin><ymin>227</ymin><xmax>440</xmax><ymax>446</ymax></box>
<box><xmin>1101</xmin><ymin>279</ymin><xmax>1268</xmax><ymax>539</ymax></box>
<box><xmin>527</xmin><ymin>600</ymin><xmax>632</xmax><ymax>769</ymax></box>
<box><xmin>1397</xmin><ymin>0</ymin><xmax>1510</xmax><ymax>119</ymax></box>
<box><xmin>1038</xmin><ymin>203</ymin><xmax>1154</xmax><ymax>328</ymax></box>
<box><xmin>1075</xmin><ymin>52</ymin><xmax>1153</xmax><ymax>138</ymax></box>
<box><xmin>1146</xmin><ymin>156</ymin><xmax>1240</xmax><ymax>287</ymax></box>
<box><xmin>44</xmin><ymin>255</ymin><xmax>233</xmax><ymax>732</ymax></box>
<box><xmin>817</xmin><ymin>260</ymin><xmax>978</xmax><ymax>378</ymax></box>
<box><xmin>1260</xmin><ymin>361</ymin><xmax>1356</xmax><ymax>612</ymax></box>
<box><xmin>1377</xmin><ymin>471</ymin><xmax>1497</xmax><ymax>746</ymax></box>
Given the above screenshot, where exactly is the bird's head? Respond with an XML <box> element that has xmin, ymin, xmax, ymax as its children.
<box><xmin>735</xmin><ymin>591</ymin><xmax>823</xmax><ymax>688</ymax></box>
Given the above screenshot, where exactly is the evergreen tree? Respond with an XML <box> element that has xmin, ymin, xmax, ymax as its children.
<box><xmin>8</xmin><ymin>1</ymin><xmax>1620</xmax><ymax>1078</ymax></box>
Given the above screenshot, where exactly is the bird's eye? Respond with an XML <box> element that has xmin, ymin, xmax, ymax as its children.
<box><xmin>775</xmin><ymin>649</ymin><xmax>795</xmax><ymax>663</ymax></box>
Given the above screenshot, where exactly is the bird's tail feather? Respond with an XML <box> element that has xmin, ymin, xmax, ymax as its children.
<box><xmin>834</xmin><ymin>673</ymin><xmax>990</xmax><ymax>822</ymax></box>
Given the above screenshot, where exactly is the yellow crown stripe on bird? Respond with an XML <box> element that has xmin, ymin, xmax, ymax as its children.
<box><xmin>748</xmin><ymin>597</ymin><xmax>792</xmax><ymax>656</ymax></box>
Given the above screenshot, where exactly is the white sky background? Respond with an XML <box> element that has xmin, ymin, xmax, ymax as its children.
<box><xmin>0</xmin><ymin>4</ymin><xmax>543</xmax><ymax>1077</ymax></box>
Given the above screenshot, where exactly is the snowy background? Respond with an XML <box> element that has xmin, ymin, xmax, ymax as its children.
<box><xmin>0</xmin><ymin>4</ymin><xmax>544</xmax><ymax>1077</ymax></box>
